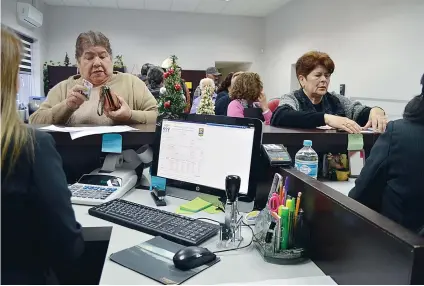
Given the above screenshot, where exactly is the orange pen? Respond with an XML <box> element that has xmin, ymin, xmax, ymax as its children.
<box><xmin>279</xmin><ymin>182</ymin><xmax>284</xmax><ymax>204</ymax></box>
<box><xmin>294</xmin><ymin>192</ymin><xmax>302</xmax><ymax>223</ymax></box>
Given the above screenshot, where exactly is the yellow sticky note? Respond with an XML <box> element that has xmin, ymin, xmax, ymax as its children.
<box><xmin>203</xmin><ymin>205</ymin><xmax>222</xmax><ymax>214</ymax></box>
<box><xmin>175</xmin><ymin>207</ymin><xmax>194</xmax><ymax>215</ymax></box>
<box><xmin>179</xmin><ymin>197</ymin><xmax>212</xmax><ymax>213</ymax></box>
<box><xmin>185</xmin><ymin>82</ymin><xmax>192</xmax><ymax>89</ymax></box>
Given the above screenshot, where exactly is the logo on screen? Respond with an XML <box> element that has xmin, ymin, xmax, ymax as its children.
<box><xmin>163</xmin><ymin>125</ymin><xmax>170</xmax><ymax>133</ymax></box>
<box><xmin>198</xmin><ymin>128</ymin><xmax>204</xmax><ymax>137</ymax></box>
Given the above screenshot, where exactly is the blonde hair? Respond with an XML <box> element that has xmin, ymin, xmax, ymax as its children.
<box><xmin>1</xmin><ymin>27</ymin><xmax>33</xmax><ymax>173</ymax></box>
<box><xmin>229</xmin><ymin>71</ymin><xmax>243</xmax><ymax>97</ymax></box>
<box><xmin>199</xmin><ymin>78</ymin><xmax>215</xmax><ymax>97</ymax></box>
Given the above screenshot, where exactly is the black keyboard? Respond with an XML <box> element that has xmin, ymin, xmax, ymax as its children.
<box><xmin>88</xmin><ymin>199</ymin><xmax>220</xmax><ymax>246</ymax></box>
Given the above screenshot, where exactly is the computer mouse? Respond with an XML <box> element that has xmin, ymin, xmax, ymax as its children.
<box><xmin>173</xmin><ymin>246</ymin><xmax>216</xmax><ymax>271</ymax></box>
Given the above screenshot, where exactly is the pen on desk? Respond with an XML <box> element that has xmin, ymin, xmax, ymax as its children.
<box><xmin>295</xmin><ymin>192</ymin><xmax>302</xmax><ymax>224</ymax></box>
<box><xmin>280</xmin><ymin>206</ymin><xmax>289</xmax><ymax>250</ymax></box>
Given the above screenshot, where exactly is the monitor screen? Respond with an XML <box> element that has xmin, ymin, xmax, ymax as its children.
<box><xmin>156</xmin><ymin>120</ymin><xmax>255</xmax><ymax>195</ymax></box>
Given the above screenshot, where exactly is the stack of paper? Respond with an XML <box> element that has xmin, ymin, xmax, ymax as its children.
<box><xmin>39</xmin><ymin>125</ymin><xmax>138</xmax><ymax>140</ymax></box>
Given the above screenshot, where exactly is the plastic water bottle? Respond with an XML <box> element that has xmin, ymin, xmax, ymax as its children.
<box><xmin>295</xmin><ymin>140</ymin><xmax>318</xmax><ymax>179</ymax></box>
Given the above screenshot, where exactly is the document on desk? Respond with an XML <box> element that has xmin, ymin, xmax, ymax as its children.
<box><xmin>39</xmin><ymin>125</ymin><xmax>138</xmax><ymax>140</ymax></box>
<box><xmin>110</xmin><ymin>236</ymin><xmax>220</xmax><ymax>285</ymax></box>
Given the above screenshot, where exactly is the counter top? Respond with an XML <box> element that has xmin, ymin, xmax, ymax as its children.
<box><xmin>73</xmin><ymin>189</ymin><xmax>327</xmax><ymax>285</ymax></box>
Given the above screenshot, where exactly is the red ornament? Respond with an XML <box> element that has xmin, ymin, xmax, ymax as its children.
<box><xmin>163</xmin><ymin>72</ymin><xmax>169</xmax><ymax>79</ymax></box>
<box><xmin>168</xmin><ymin>69</ymin><xmax>174</xmax><ymax>75</ymax></box>
<box><xmin>164</xmin><ymin>101</ymin><xmax>171</xmax><ymax>109</ymax></box>
<box><xmin>174</xmin><ymin>83</ymin><xmax>182</xmax><ymax>91</ymax></box>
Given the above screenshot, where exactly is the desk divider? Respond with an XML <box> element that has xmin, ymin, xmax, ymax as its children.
<box><xmin>281</xmin><ymin>168</ymin><xmax>424</xmax><ymax>285</ymax></box>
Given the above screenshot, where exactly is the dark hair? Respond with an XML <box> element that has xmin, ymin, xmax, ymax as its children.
<box><xmin>403</xmin><ymin>95</ymin><xmax>424</xmax><ymax>124</ymax></box>
<box><xmin>217</xmin><ymin>72</ymin><xmax>234</xmax><ymax>94</ymax></box>
<box><xmin>75</xmin><ymin>31</ymin><xmax>112</xmax><ymax>61</ymax></box>
<box><xmin>141</xmin><ymin>63</ymin><xmax>153</xmax><ymax>76</ymax></box>
<box><xmin>421</xmin><ymin>73</ymin><xmax>424</xmax><ymax>95</ymax></box>
<box><xmin>296</xmin><ymin>51</ymin><xmax>335</xmax><ymax>78</ymax></box>
<box><xmin>147</xmin><ymin>66</ymin><xmax>164</xmax><ymax>89</ymax></box>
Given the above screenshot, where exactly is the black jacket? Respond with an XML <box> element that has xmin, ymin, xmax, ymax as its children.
<box><xmin>349</xmin><ymin>119</ymin><xmax>424</xmax><ymax>233</ymax></box>
<box><xmin>1</xmin><ymin>129</ymin><xmax>84</xmax><ymax>284</ymax></box>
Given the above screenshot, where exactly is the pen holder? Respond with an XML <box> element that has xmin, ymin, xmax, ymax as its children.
<box><xmin>254</xmin><ymin>207</ymin><xmax>310</xmax><ymax>265</ymax></box>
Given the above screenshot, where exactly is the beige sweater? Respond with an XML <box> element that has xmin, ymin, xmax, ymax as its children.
<box><xmin>29</xmin><ymin>72</ymin><xmax>158</xmax><ymax>125</ymax></box>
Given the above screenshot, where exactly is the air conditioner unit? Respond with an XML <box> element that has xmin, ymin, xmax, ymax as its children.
<box><xmin>17</xmin><ymin>2</ymin><xmax>43</xmax><ymax>28</ymax></box>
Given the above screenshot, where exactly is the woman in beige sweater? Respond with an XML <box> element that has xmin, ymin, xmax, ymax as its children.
<box><xmin>29</xmin><ymin>31</ymin><xmax>158</xmax><ymax>125</ymax></box>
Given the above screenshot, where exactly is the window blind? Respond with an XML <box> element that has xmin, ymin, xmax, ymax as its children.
<box><xmin>17</xmin><ymin>32</ymin><xmax>34</xmax><ymax>74</ymax></box>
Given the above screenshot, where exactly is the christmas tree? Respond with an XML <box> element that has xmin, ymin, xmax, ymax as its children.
<box><xmin>157</xmin><ymin>55</ymin><xmax>186</xmax><ymax>119</ymax></box>
<box><xmin>196</xmin><ymin>78</ymin><xmax>215</xmax><ymax>115</ymax></box>
<box><xmin>64</xmin><ymin>52</ymin><xmax>70</xmax><ymax>66</ymax></box>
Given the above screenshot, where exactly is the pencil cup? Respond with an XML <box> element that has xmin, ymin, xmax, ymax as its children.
<box><xmin>254</xmin><ymin>206</ymin><xmax>310</xmax><ymax>265</ymax></box>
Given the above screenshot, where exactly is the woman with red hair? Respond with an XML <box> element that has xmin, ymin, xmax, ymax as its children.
<box><xmin>271</xmin><ymin>51</ymin><xmax>387</xmax><ymax>133</ymax></box>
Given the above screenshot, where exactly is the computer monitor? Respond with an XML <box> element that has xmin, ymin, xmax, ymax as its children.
<box><xmin>151</xmin><ymin>115</ymin><xmax>262</xmax><ymax>201</ymax></box>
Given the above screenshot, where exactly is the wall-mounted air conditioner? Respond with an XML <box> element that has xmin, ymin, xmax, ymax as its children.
<box><xmin>17</xmin><ymin>2</ymin><xmax>43</xmax><ymax>28</ymax></box>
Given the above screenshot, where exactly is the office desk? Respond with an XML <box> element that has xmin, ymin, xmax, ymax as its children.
<box><xmin>33</xmin><ymin>124</ymin><xmax>378</xmax><ymax>152</ymax></box>
<box><xmin>73</xmin><ymin>189</ymin><xmax>327</xmax><ymax>285</ymax></box>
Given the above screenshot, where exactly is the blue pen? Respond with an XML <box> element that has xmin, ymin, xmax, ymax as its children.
<box><xmin>283</xmin><ymin>177</ymin><xmax>289</xmax><ymax>205</ymax></box>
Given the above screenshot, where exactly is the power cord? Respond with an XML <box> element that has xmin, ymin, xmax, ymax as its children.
<box><xmin>197</xmin><ymin>218</ymin><xmax>259</xmax><ymax>254</ymax></box>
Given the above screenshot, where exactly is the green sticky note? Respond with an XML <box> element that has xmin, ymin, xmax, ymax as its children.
<box><xmin>198</xmin><ymin>194</ymin><xmax>224</xmax><ymax>209</ymax></box>
<box><xmin>175</xmin><ymin>207</ymin><xmax>195</xmax><ymax>215</ymax></box>
<box><xmin>179</xmin><ymin>197</ymin><xmax>212</xmax><ymax>213</ymax></box>
<box><xmin>348</xmin><ymin>134</ymin><xmax>364</xmax><ymax>151</ymax></box>
<box><xmin>203</xmin><ymin>205</ymin><xmax>222</xmax><ymax>214</ymax></box>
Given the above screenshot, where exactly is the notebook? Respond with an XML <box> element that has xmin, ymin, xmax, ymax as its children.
<box><xmin>109</xmin><ymin>236</ymin><xmax>220</xmax><ymax>285</ymax></box>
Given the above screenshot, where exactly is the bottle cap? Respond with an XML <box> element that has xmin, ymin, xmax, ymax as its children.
<box><xmin>303</xmin><ymin>140</ymin><xmax>312</xmax><ymax>146</ymax></box>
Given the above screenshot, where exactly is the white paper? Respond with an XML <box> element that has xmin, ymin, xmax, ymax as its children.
<box><xmin>69</xmin><ymin>126</ymin><xmax>138</xmax><ymax>140</ymax></box>
<box><xmin>39</xmin><ymin>125</ymin><xmax>138</xmax><ymax>140</ymax></box>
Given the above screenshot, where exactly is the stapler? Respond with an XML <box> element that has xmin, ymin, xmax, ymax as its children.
<box><xmin>151</xmin><ymin>187</ymin><xmax>166</xmax><ymax>207</ymax></box>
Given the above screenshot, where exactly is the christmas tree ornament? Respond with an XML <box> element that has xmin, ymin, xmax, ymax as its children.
<box><xmin>157</xmin><ymin>55</ymin><xmax>187</xmax><ymax>119</ymax></box>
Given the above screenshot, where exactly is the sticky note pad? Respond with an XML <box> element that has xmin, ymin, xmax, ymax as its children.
<box><xmin>203</xmin><ymin>205</ymin><xmax>222</xmax><ymax>214</ymax></box>
<box><xmin>175</xmin><ymin>207</ymin><xmax>195</xmax><ymax>215</ymax></box>
<box><xmin>180</xmin><ymin>197</ymin><xmax>212</xmax><ymax>213</ymax></box>
<box><xmin>102</xmin><ymin>134</ymin><xmax>122</xmax><ymax>153</ymax></box>
<box><xmin>150</xmin><ymin>176</ymin><xmax>166</xmax><ymax>191</ymax></box>
<box><xmin>348</xmin><ymin>134</ymin><xmax>364</xmax><ymax>151</ymax></box>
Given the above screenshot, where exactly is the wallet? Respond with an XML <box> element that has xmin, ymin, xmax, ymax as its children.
<box><xmin>97</xmin><ymin>85</ymin><xmax>121</xmax><ymax>116</ymax></box>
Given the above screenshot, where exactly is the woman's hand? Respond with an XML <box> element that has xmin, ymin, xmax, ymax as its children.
<box><xmin>105</xmin><ymin>94</ymin><xmax>132</xmax><ymax>122</ymax></box>
<box><xmin>258</xmin><ymin>91</ymin><xmax>269</xmax><ymax>112</ymax></box>
<box><xmin>66</xmin><ymin>84</ymin><xmax>88</xmax><ymax>110</ymax></box>
<box><xmin>324</xmin><ymin>114</ymin><xmax>362</xmax><ymax>134</ymax></box>
<box><xmin>364</xmin><ymin>107</ymin><xmax>387</xmax><ymax>133</ymax></box>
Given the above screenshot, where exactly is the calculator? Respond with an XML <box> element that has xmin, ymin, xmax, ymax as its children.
<box><xmin>70</xmin><ymin>168</ymin><xmax>138</xmax><ymax>206</ymax></box>
<box><xmin>262</xmin><ymin>144</ymin><xmax>292</xmax><ymax>166</ymax></box>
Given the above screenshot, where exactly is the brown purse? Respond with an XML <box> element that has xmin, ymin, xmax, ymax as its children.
<box><xmin>97</xmin><ymin>85</ymin><xmax>121</xmax><ymax>116</ymax></box>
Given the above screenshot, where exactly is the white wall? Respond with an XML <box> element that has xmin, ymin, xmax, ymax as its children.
<box><xmin>1</xmin><ymin>0</ymin><xmax>47</xmax><ymax>96</ymax></box>
<box><xmin>263</xmin><ymin>0</ymin><xmax>424</xmax><ymax>117</ymax></box>
<box><xmin>44</xmin><ymin>5</ymin><xmax>265</xmax><ymax>75</ymax></box>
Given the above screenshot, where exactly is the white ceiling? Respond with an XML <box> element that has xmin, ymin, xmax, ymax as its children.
<box><xmin>42</xmin><ymin>0</ymin><xmax>292</xmax><ymax>17</ymax></box>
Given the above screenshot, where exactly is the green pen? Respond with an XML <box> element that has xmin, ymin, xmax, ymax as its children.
<box><xmin>280</xmin><ymin>206</ymin><xmax>289</xmax><ymax>250</ymax></box>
